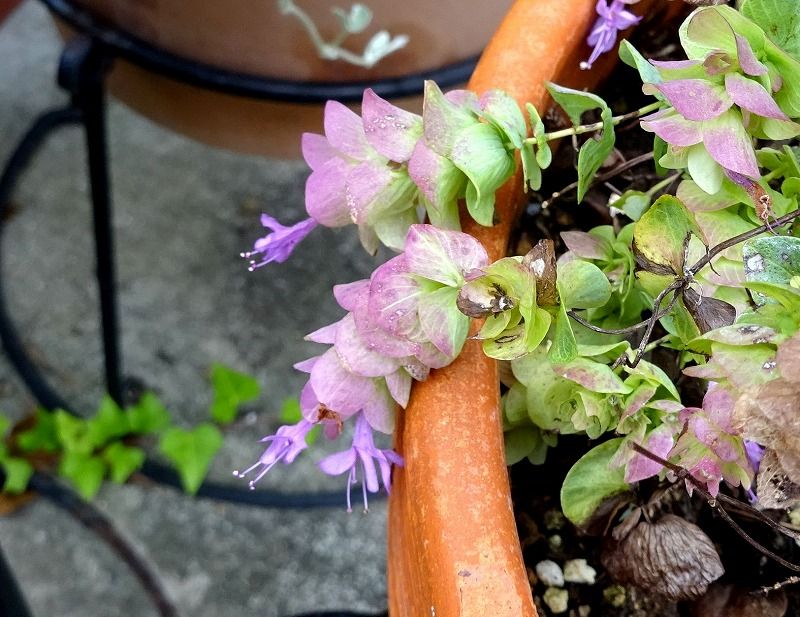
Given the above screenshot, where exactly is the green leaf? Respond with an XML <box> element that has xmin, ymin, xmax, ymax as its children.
<box><xmin>614</xmin><ymin>190</ymin><xmax>650</xmax><ymax>222</ymax></box>
<box><xmin>554</xmin><ymin>357</ymin><xmax>632</xmax><ymax>394</ymax></box>
<box><xmin>59</xmin><ymin>451</ymin><xmax>106</xmax><ymax>500</ymax></box>
<box><xmin>87</xmin><ymin>395</ymin><xmax>130</xmax><ymax>447</ymax></box>
<box><xmin>520</xmin><ymin>142</ymin><xmax>541</xmax><ymax>192</ymax></box>
<box><xmin>16</xmin><ymin>409</ymin><xmax>60</xmax><ymax>453</ymax></box>
<box><xmin>633</xmin><ymin>194</ymin><xmax>704</xmax><ymax>274</ymax></box>
<box><xmin>743</xmin><ymin>236</ymin><xmax>800</xmax><ymax>285</ymax></box>
<box><xmin>101</xmin><ymin>442</ymin><xmax>145</xmax><ymax>484</ymax></box>
<box><xmin>478</xmin><ymin>89</ymin><xmax>527</xmax><ymax>149</ymax></box>
<box><xmin>546</xmin><ymin>83</ymin><xmax>608</xmax><ymax>126</ymax></box>
<box><xmin>619</xmin><ymin>40</ymin><xmax>662</xmax><ymax>85</ymax></box>
<box><xmin>210</xmin><ymin>363</ymin><xmax>261</xmax><ymax>425</ymax></box>
<box><xmin>504</xmin><ymin>426</ymin><xmax>548</xmax><ymax>465</ymax></box>
<box><xmin>653</xmin><ymin>136</ymin><xmax>668</xmax><ymax>176</ymax></box>
<box><xmin>557</xmin><ymin>260</ymin><xmax>612</xmax><ymax>309</ymax></box>
<box><xmin>419</xmin><ymin>286</ymin><xmax>470</xmax><ymax>358</ymax></box>
<box><xmin>450</xmin><ymin>122</ymin><xmax>515</xmax><ymax>227</ymax></box>
<box><xmin>549</xmin><ymin>303</ymin><xmax>578</xmax><ymax>364</ymax></box>
<box><xmin>577</xmin><ymin>107</ymin><xmax>615</xmax><ymax>202</ymax></box>
<box><xmin>743</xmin><ymin>281</ymin><xmax>800</xmax><ymax>311</ymax></box>
<box><xmin>0</xmin><ymin>415</ymin><xmax>9</xmax><ymax>438</ymax></box>
<box><xmin>741</xmin><ymin>0</ymin><xmax>800</xmax><ymax>61</ymax></box>
<box><xmin>54</xmin><ymin>410</ymin><xmax>94</xmax><ymax>455</ymax></box>
<box><xmin>158</xmin><ymin>424</ymin><xmax>223</xmax><ymax>495</ymax></box>
<box><xmin>127</xmin><ymin>392</ymin><xmax>171</xmax><ymax>434</ymax></box>
<box><xmin>1</xmin><ymin>458</ymin><xmax>33</xmax><ymax>494</ymax></box>
<box><xmin>560</xmin><ymin>438</ymin><xmax>630</xmax><ymax>526</ymax></box>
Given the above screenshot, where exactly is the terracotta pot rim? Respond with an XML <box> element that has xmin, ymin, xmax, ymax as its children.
<box><xmin>46</xmin><ymin>0</ymin><xmax>486</xmax><ymax>102</ymax></box>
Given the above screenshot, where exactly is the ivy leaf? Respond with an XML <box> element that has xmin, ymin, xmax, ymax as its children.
<box><xmin>158</xmin><ymin>424</ymin><xmax>223</xmax><ymax>495</ymax></box>
<box><xmin>549</xmin><ymin>302</ymin><xmax>578</xmax><ymax>364</ymax></box>
<box><xmin>16</xmin><ymin>409</ymin><xmax>60</xmax><ymax>453</ymax></box>
<box><xmin>127</xmin><ymin>392</ymin><xmax>171</xmax><ymax>434</ymax></box>
<box><xmin>54</xmin><ymin>410</ymin><xmax>94</xmax><ymax>455</ymax></box>
<box><xmin>577</xmin><ymin>107</ymin><xmax>616</xmax><ymax>203</ymax></box>
<box><xmin>59</xmin><ymin>451</ymin><xmax>106</xmax><ymax>500</ymax></box>
<box><xmin>210</xmin><ymin>363</ymin><xmax>261</xmax><ymax>425</ymax></box>
<box><xmin>1</xmin><ymin>458</ymin><xmax>33</xmax><ymax>494</ymax></box>
<box><xmin>557</xmin><ymin>260</ymin><xmax>612</xmax><ymax>309</ymax></box>
<box><xmin>633</xmin><ymin>194</ymin><xmax>705</xmax><ymax>275</ymax></box>
<box><xmin>87</xmin><ymin>395</ymin><xmax>130</xmax><ymax>447</ymax></box>
<box><xmin>561</xmin><ymin>438</ymin><xmax>630</xmax><ymax>526</ymax></box>
<box><xmin>101</xmin><ymin>442</ymin><xmax>145</xmax><ymax>484</ymax></box>
<box><xmin>741</xmin><ymin>0</ymin><xmax>800</xmax><ymax>61</ymax></box>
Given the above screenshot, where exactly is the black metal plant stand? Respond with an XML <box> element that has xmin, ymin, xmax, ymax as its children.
<box><xmin>0</xmin><ymin>0</ymin><xmax>478</xmax><ymax>507</ymax></box>
<box><xmin>0</xmin><ymin>1</ymin><xmax>474</xmax><ymax>614</ymax></box>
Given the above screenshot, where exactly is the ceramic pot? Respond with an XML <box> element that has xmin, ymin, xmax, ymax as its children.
<box><xmin>386</xmin><ymin>0</ymin><xmax>653</xmax><ymax>614</ymax></box>
<box><xmin>55</xmin><ymin>0</ymin><xmax>514</xmax><ymax>158</ymax></box>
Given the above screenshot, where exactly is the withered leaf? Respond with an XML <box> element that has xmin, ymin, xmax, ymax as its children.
<box><xmin>601</xmin><ymin>514</ymin><xmax>724</xmax><ymax>601</ymax></box>
<box><xmin>456</xmin><ymin>281</ymin><xmax>514</xmax><ymax>318</ymax></box>
<box><xmin>733</xmin><ymin>333</ymin><xmax>800</xmax><ymax>485</ymax></box>
<box><xmin>688</xmin><ymin>583</ymin><xmax>787</xmax><ymax>617</ymax></box>
<box><xmin>756</xmin><ymin>448</ymin><xmax>800</xmax><ymax>510</ymax></box>
<box><xmin>523</xmin><ymin>239</ymin><xmax>559</xmax><ymax>306</ymax></box>
<box><xmin>632</xmin><ymin>239</ymin><xmax>677</xmax><ymax>276</ymax></box>
<box><xmin>683</xmin><ymin>287</ymin><xmax>737</xmax><ymax>335</ymax></box>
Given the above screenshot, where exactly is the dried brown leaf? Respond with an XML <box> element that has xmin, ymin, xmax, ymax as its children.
<box><xmin>523</xmin><ymin>240</ymin><xmax>559</xmax><ymax>306</ymax></box>
<box><xmin>756</xmin><ymin>449</ymin><xmax>800</xmax><ymax>510</ymax></box>
<box><xmin>683</xmin><ymin>287</ymin><xmax>736</xmax><ymax>335</ymax></box>
<box><xmin>688</xmin><ymin>583</ymin><xmax>787</xmax><ymax>617</ymax></box>
<box><xmin>601</xmin><ymin>514</ymin><xmax>724</xmax><ymax>601</ymax></box>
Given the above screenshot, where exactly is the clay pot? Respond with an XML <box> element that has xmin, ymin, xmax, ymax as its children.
<box><xmin>54</xmin><ymin>0</ymin><xmax>514</xmax><ymax>157</ymax></box>
<box><xmin>386</xmin><ymin>1</ymin><xmax>652</xmax><ymax>615</ymax></box>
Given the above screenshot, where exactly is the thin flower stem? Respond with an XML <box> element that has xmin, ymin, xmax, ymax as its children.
<box><xmin>645</xmin><ymin>173</ymin><xmax>681</xmax><ymax>198</ymax></box>
<box><xmin>629</xmin><ymin>443</ymin><xmax>800</xmax><ymax>573</ymax></box>
<box><xmin>530</xmin><ymin>101</ymin><xmax>663</xmax><ymax>143</ymax></box>
<box><xmin>543</xmin><ymin>152</ymin><xmax>654</xmax><ymax>209</ymax></box>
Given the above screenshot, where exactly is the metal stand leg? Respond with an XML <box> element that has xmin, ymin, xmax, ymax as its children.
<box><xmin>58</xmin><ymin>37</ymin><xmax>123</xmax><ymax>403</ymax></box>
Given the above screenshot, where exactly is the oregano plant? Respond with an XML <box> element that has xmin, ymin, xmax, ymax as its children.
<box><xmin>232</xmin><ymin>0</ymin><xmax>800</xmax><ymax>594</ymax></box>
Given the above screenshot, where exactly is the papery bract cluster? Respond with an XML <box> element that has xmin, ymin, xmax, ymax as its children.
<box><xmin>237</xmin><ymin>225</ymin><xmax>488</xmax><ymax>508</ymax></box>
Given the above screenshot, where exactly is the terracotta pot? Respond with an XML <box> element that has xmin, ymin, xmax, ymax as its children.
<box><xmin>386</xmin><ymin>1</ymin><xmax>661</xmax><ymax>614</ymax></box>
<box><xmin>55</xmin><ymin>0</ymin><xmax>514</xmax><ymax>158</ymax></box>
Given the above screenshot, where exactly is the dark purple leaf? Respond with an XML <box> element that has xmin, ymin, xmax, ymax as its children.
<box><xmin>683</xmin><ymin>287</ymin><xmax>736</xmax><ymax>335</ymax></box>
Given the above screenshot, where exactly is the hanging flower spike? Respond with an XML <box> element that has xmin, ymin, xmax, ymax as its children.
<box><xmin>318</xmin><ymin>412</ymin><xmax>404</xmax><ymax>512</ymax></box>
<box><xmin>581</xmin><ymin>0</ymin><xmax>641</xmax><ymax>71</ymax></box>
<box><xmin>241</xmin><ymin>214</ymin><xmax>318</xmax><ymax>270</ymax></box>
<box><xmin>233</xmin><ymin>418</ymin><xmax>315</xmax><ymax>488</ymax></box>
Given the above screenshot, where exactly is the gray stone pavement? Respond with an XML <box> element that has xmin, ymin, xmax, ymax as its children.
<box><xmin>0</xmin><ymin>2</ymin><xmax>389</xmax><ymax>615</ymax></box>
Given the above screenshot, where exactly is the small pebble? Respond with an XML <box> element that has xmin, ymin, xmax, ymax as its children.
<box><xmin>544</xmin><ymin>509</ymin><xmax>566</xmax><ymax>530</ymax></box>
<box><xmin>563</xmin><ymin>558</ymin><xmax>597</xmax><ymax>584</ymax></box>
<box><xmin>578</xmin><ymin>606</ymin><xmax>591</xmax><ymax>617</ymax></box>
<box><xmin>603</xmin><ymin>584</ymin><xmax>627</xmax><ymax>608</ymax></box>
<box><xmin>535</xmin><ymin>559</ymin><xmax>564</xmax><ymax>587</ymax></box>
<box><xmin>548</xmin><ymin>534</ymin><xmax>563</xmax><ymax>550</ymax></box>
<box><xmin>543</xmin><ymin>587</ymin><xmax>569</xmax><ymax>614</ymax></box>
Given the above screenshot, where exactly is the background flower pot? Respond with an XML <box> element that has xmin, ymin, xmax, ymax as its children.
<box><xmin>54</xmin><ymin>0</ymin><xmax>514</xmax><ymax>158</ymax></box>
<box><xmin>386</xmin><ymin>0</ymin><xmax>666</xmax><ymax>614</ymax></box>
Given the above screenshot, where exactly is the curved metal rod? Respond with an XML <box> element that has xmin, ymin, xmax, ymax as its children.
<box><xmin>0</xmin><ymin>107</ymin><xmax>381</xmax><ymax>509</ymax></box>
<box><xmin>40</xmin><ymin>0</ymin><xmax>477</xmax><ymax>104</ymax></box>
<box><xmin>27</xmin><ymin>471</ymin><xmax>178</xmax><ymax>617</ymax></box>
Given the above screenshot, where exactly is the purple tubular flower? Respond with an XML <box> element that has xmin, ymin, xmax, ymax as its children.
<box><xmin>318</xmin><ymin>412</ymin><xmax>404</xmax><ymax>512</ymax></box>
<box><xmin>581</xmin><ymin>0</ymin><xmax>641</xmax><ymax>70</ymax></box>
<box><xmin>233</xmin><ymin>418</ymin><xmax>315</xmax><ymax>488</ymax></box>
<box><xmin>744</xmin><ymin>440</ymin><xmax>765</xmax><ymax>502</ymax></box>
<box><xmin>241</xmin><ymin>214</ymin><xmax>317</xmax><ymax>270</ymax></box>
